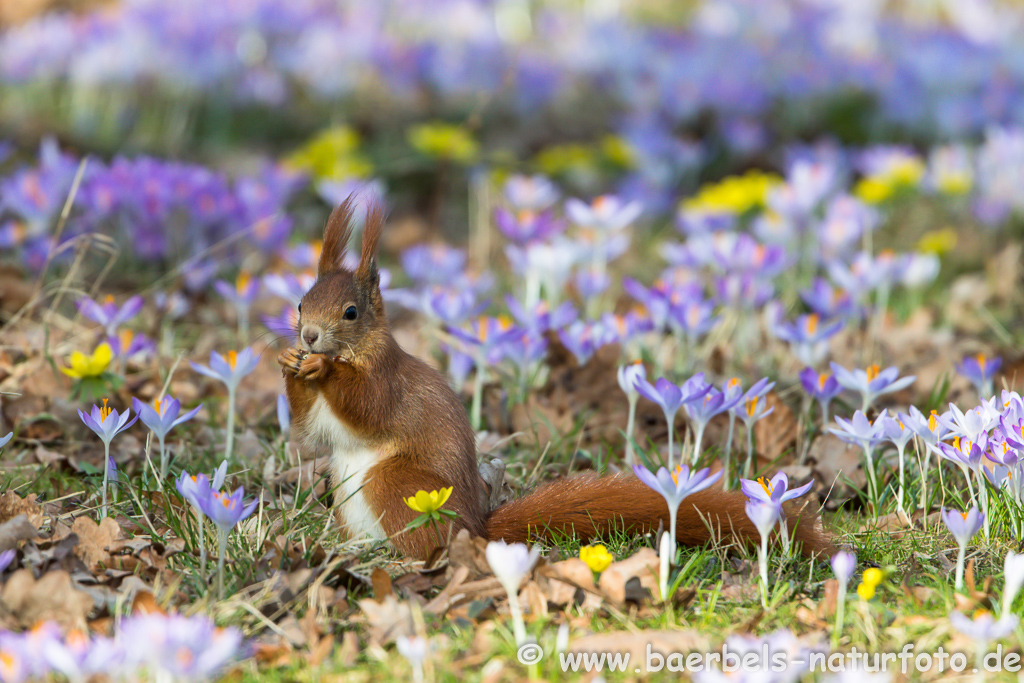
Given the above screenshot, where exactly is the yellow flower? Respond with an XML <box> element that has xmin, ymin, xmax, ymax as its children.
<box><xmin>857</xmin><ymin>567</ymin><xmax>884</xmax><ymax>600</ymax></box>
<box><xmin>405</xmin><ymin>487</ymin><xmax>453</xmax><ymax>514</ymax></box>
<box><xmin>917</xmin><ymin>228</ymin><xmax>957</xmax><ymax>255</ymax></box>
<box><xmin>62</xmin><ymin>343</ymin><xmax>113</xmax><ymax>379</ymax></box>
<box><xmin>682</xmin><ymin>170</ymin><xmax>783</xmax><ymax>215</ymax></box>
<box><xmin>853</xmin><ymin>158</ymin><xmax>925</xmax><ymax>204</ymax></box>
<box><xmin>407</xmin><ymin>123</ymin><xmax>479</xmax><ymax>164</ymax></box>
<box><xmin>579</xmin><ymin>544</ymin><xmax>613</xmax><ymax>574</ymax></box>
<box><xmin>285</xmin><ymin>126</ymin><xmax>373</xmax><ymax>180</ymax></box>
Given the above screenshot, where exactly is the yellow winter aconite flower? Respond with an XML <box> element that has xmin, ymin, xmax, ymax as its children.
<box><xmin>917</xmin><ymin>228</ymin><xmax>957</xmax><ymax>255</ymax></box>
<box><xmin>857</xmin><ymin>567</ymin><xmax>884</xmax><ymax>600</ymax></box>
<box><xmin>682</xmin><ymin>170</ymin><xmax>783</xmax><ymax>215</ymax></box>
<box><xmin>408</xmin><ymin>123</ymin><xmax>479</xmax><ymax>164</ymax></box>
<box><xmin>62</xmin><ymin>343</ymin><xmax>113</xmax><ymax>379</ymax></box>
<box><xmin>579</xmin><ymin>544</ymin><xmax>614</xmax><ymax>574</ymax></box>
<box><xmin>285</xmin><ymin>126</ymin><xmax>373</xmax><ymax>180</ymax></box>
<box><xmin>853</xmin><ymin>158</ymin><xmax>925</xmax><ymax>204</ymax></box>
<box><xmin>405</xmin><ymin>487</ymin><xmax>453</xmax><ymax>514</ymax></box>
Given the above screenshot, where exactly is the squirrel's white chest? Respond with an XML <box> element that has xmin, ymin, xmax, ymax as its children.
<box><xmin>303</xmin><ymin>395</ymin><xmax>387</xmax><ymax>543</ymax></box>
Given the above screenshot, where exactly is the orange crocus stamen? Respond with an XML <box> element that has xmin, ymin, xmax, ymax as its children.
<box><xmin>154</xmin><ymin>398</ymin><xmax>163</xmax><ymax>414</ymax></box>
<box><xmin>746</xmin><ymin>397</ymin><xmax>758</xmax><ymax>418</ymax></box>
<box><xmin>728</xmin><ymin>377</ymin><xmax>740</xmax><ymax>388</ymax></box>
<box><xmin>236</xmin><ymin>272</ymin><xmax>251</xmax><ymax>292</ymax></box>
<box><xmin>100</xmin><ymin>398</ymin><xmax>112</xmax><ymax>421</ymax></box>
<box><xmin>928</xmin><ymin>410</ymin><xmax>938</xmax><ymax>432</ymax></box>
<box><xmin>806</xmin><ymin>314</ymin><xmax>819</xmax><ymax>335</ymax></box>
<box><xmin>758</xmin><ymin>476</ymin><xmax>773</xmax><ymax>497</ymax></box>
<box><xmin>227</xmin><ymin>350</ymin><xmax>238</xmax><ymax>370</ymax></box>
<box><xmin>818</xmin><ymin>373</ymin><xmax>829</xmax><ymax>390</ymax></box>
<box><xmin>866</xmin><ymin>364</ymin><xmax>880</xmax><ymax>381</ymax></box>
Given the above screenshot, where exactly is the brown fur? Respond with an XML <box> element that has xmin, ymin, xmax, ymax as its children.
<box><xmin>281</xmin><ymin>199</ymin><xmax>835</xmax><ymax>561</ymax></box>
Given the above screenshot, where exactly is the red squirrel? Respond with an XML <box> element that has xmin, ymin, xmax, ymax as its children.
<box><xmin>278</xmin><ymin>199</ymin><xmax>834</xmax><ymax>561</ymax></box>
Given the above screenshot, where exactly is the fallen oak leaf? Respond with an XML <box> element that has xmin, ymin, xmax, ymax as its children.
<box><xmin>357</xmin><ymin>594</ymin><xmax>415</xmax><ymax>646</ymax></box>
<box><xmin>0</xmin><ymin>569</ymin><xmax>93</xmax><ymax>630</ymax></box>
<box><xmin>0</xmin><ymin>490</ymin><xmax>45</xmax><ymax>529</ymax></box>
<box><xmin>70</xmin><ymin>516</ymin><xmax>123</xmax><ymax>572</ymax></box>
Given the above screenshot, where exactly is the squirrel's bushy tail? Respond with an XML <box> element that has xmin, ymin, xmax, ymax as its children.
<box><xmin>483</xmin><ymin>473</ymin><xmax>834</xmax><ymax>557</ymax></box>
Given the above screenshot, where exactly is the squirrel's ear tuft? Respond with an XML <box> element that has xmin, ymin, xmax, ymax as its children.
<box><xmin>356</xmin><ymin>198</ymin><xmax>385</xmax><ymax>288</ymax></box>
<box><xmin>318</xmin><ymin>198</ymin><xmax>356</xmax><ymax>278</ymax></box>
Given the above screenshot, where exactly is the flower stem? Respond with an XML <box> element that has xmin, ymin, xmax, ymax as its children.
<box><xmin>757</xmin><ymin>530</ymin><xmax>769</xmax><ymax>608</ymax></box>
<box><xmin>955</xmin><ymin>543</ymin><xmax>966</xmax><ymax>591</ymax></box>
<box><xmin>624</xmin><ymin>395</ymin><xmax>638</xmax><ymax>468</ymax></box>
<box><xmin>665</xmin><ymin>409</ymin><xmax>675</xmax><ymax>471</ymax></box>
<box><xmin>217</xmin><ymin>527</ymin><xmax>228</xmax><ymax>600</ymax></box>
<box><xmin>196</xmin><ymin>507</ymin><xmax>207</xmax><ymax>577</ymax></box>
<box><xmin>744</xmin><ymin>427</ymin><xmax>754</xmax><ymax>479</ymax></box>
<box><xmin>158</xmin><ymin>436</ymin><xmax>168</xmax><ymax>483</ymax></box>
<box><xmin>225</xmin><ymin>387</ymin><xmax>236</xmax><ymax>464</ymax></box>
<box><xmin>691</xmin><ymin>421</ymin><xmax>706</xmax><ymax>467</ymax></box>
<box><xmin>723</xmin><ymin>413</ymin><xmax>736</xmax><ymax>488</ymax></box>
<box><xmin>507</xmin><ymin>587</ymin><xmax>527</xmax><ymax>646</ymax></box>
<box><xmin>668</xmin><ymin>503</ymin><xmax>678</xmax><ymax>566</ymax></box>
<box><xmin>471</xmin><ymin>358</ymin><xmax>485</xmax><ymax>432</ymax></box>
<box><xmin>101</xmin><ymin>441</ymin><xmax>110</xmax><ymax>519</ymax></box>
<box><xmin>832</xmin><ymin>582</ymin><xmax>847</xmax><ymax>649</ymax></box>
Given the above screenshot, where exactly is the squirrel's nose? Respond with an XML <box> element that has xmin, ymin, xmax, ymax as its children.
<box><xmin>301</xmin><ymin>324</ymin><xmax>321</xmax><ymax>348</ymax></box>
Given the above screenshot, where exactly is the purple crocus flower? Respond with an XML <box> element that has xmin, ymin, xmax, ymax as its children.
<box><xmin>199</xmin><ymin>483</ymin><xmax>259</xmax><ymax>599</ymax></box>
<box><xmin>634</xmin><ymin>463</ymin><xmax>721</xmax><ymax>562</ymax></box>
<box><xmin>949</xmin><ymin>611</ymin><xmax>1018</xmax><ymax>642</ymax></box>
<box><xmin>423</xmin><ymin>287</ymin><xmax>488</xmax><ymax>325</ymax></box>
<box><xmin>190</xmin><ymin>348</ymin><xmax>260</xmax><ymax>395</ymax></box>
<box><xmin>829</xmin><ymin>362</ymin><xmax>916</xmax><ymax>412</ymax></box>
<box><xmin>504</xmin><ymin>174</ymin><xmax>559</xmax><ymax>211</ymax></box>
<box><xmin>214</xmin><ymin>273</ymin><xmax>260</xmax><ymax>339</ymax></box>
<box><xmin>79</xmin><ymin>399</ymin><xmax>138</xmax><ymax>518</ymax></box>
<box><xmin>799</xmin><ymin>278</ymin><xmax>861</xmax><ymax>320</ymax></box>
<box><xmin>772</xmin><ymin>314</ymin><xmax>843</xmax><ymax>367</ymax></box>
<box><xmin>556</xmin><ymin>320</ymin><xmax>599</xmax><ymax>366</ymax></box>
<box><xmin>740</xmin><ymin>471</ymin><xmax>813</xmax><ymax>505</ymax></box>
<box><xmin>494</xmin><ymin>208</ymin><xmax>562</xmax><ymax>244</ymax></box>
<box><xmin>107</xmin><ymin>330</ymin><xmax>156</xmax><ymax>361</ymax></box>
<box><xmin>956</xmin><ymin>353</ymin><xmax>1002</xmax><ymax>399</ymax></box>
<box><xmin>668</xmin><ymin>298</ymin><xmax>719</xmax><ymax>348</ymax></box>
<box><xmin>0</xmin><ymin>432</ymin><xmax>11</xmax><ymax>450</ymax></box>
<box><xmin>506</xmin><ymin>297</ymin><xmax>577</xmax><ymax>334</ymax></box>
<box><xmin>619</xmin><ymin>361</ymin><xmax>647</xmax><ymax>467</ymax></box>
<box><xmin>400</xmin><ymin>244</ymin><xmax>467</xmax><ymax>287</ymax></box>
<box><xmin>0</xmin><ymin>548</ymin><xmax>15</xmax><ymax>573</ymax></box>
<box><xmin>634</xmin><ymin>374</ymin><xmax>712</xmax><ymax>469</ymax></box>
<box><xmin>133</xmin><ymin>396</ymin><xmax>204</xmax><ymax>479</ymax></box>
<box><xmin>831</xmin><ymin>551</ymin><xmax>857</xmax><ymax>585</ymax></box>
<box><xmin>277</xmin><ymin>394</ymin><xmax>290</xmax><ymax>439</ymax></box>
<box><xmin>565</xmin><ymin>195</ymin><xmax>642</xmax><ymax>232</ymax></box>
<box><xmin>684</xmin><ymin>386</ymin><xmax>740</xmax><ymax>466</ymax></box>
<box><xmin>938</xmin><ymin>400</ymin><xmax>1000</xmax><ymax>444</ymax></box>
<box><xmin>799</xmin><ymin>367</ymin><xmax>843</xmax><ymax>424</ymax></box>
<box><xmin>77</xmin><ymin>294</ymin><xmax>144</xmax><ymax>337</ymax></box>
<box><xmin>828</xmin><ymin>410</ymin><xmax>886</xmax><ymax>508</ymax></box>
<box><xmin>942</xmin><ymin>505</ymin><xmax>984</xmax><ymax>589</ymax></box>
<box><xmin>116</xmin><ymin>613</ymin><xmax>243</xmax><ymax>681</ymax></box>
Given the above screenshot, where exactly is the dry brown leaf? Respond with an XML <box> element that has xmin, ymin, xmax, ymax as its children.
<box><xmin>0</xmin><ymin>569</ymin><xmax>92</xmax><ymax>630</ymax></box>
<box><xmin>448</xmin><ymin>529</ymin><xmax>492</xmax><ymax>577</ymax></box>
<box><xmin>70</xmin><ymin>516</ymin><xmax>123</xmax><ymax>571</ymax></box>
<box><xmin>539</xmin><ymin>558</ymin><xmax>598</xmax><ymax>608</ymax></box>
<box><xmin>519</xmin><ymin>580</ymin><xmax>548</xmax><ymax>621</ymax></box>
<box><xmin>371</xmin><ymin>567</ymin><xmax>394</xmax><ymax>602</ymax></box>
<box><xmin>858</xmin><ymin>509</ymin><xmax>913</xmax><ymax>535</ymax></box>
<box><xmin>568</xmin><ymin>629</ymin><xmax>711</xmax><ymax>664</ymax></box>
<box><xmin>754</xmin><ymin>392</ymin><xmax>798</xmax><ymax>463</ymax></box>
<box><xmin>0</xmin><ymin>514</ymin><xmax>39</xmax><ymax>552</ymax></box>
<box><xmin>0</xmin><ymin>490</ymin><xmax>45</xmax><ymax>528</ymax></box>
<box><xmin>358</xmin><ymin>594</ymin><xmax>415</xmax><ymax>646</ymax></box>
<box><xmin>819</xmin><ymin>578</ymin><xmax>838</xmax><ymax>618</ymax></box>
<box><xmin>597</xmin><ymin>548</ymin><xmax>659</xmax><ymax>606</ymax></box>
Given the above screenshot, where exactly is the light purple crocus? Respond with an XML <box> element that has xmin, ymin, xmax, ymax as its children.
<box><xmin>828</xmin><ymin>411</ymin><xmax>884</xmax><ymax>509</ymax></box>
<box><xmin>745</xmin><ymin>499</ymin><xmax>781</xmax><ymax>607</ymax></box>
<box><xmin>214</xmin><ymin>273</ymin><xmax>260</xmax><ymax>340</ymax></box>
<box><xmin>77</xmin><ymin>294</ymin><xmax>143</xmax><ymax>336</ymax></box>
<box><xmin>878</xmin><ymin>411</ymin><xmax>915</xmax><ymax>511</ymax></box>
<box><xmin>190</xmin><ymin>348</ymin><xmax>259</xmax><ymax>464</ymax></box>
<box><xmin>199</xmin><ymin>484</ymin><xmax>259</xmax><ymax>599</ymax></box>
<box><xmin>684</xmin><ymin>386</ymin><xmax>740</xmax><ymax>466</ymax></box>
<box><xmin>772</xmin><ymin>314</ymin><xmax>843</xmax><ymax>367</ymax></box>
<box><xmin>565</xmin><ymin>195</ymin><xmax>642</xmax><ymax>232</ymax></box>
<box><xmin>957</xmin><ymin>354</ymin><xmax>1001</xmax><ymax>399</ymax></box>
<box><xmin>618</xmin><ymin>361</ymin><xmax>646</xmax><ymax>468</ymax></box>
<box><xmin>740</xmin><ymin>472</ymin><xmax>813</xmax><ymax>506</ymax></box>
<box><xmin>942</xmin><ymin>505</ymin><xmax>984</xmax><ymax>590</ymax></box>
<box><xmin>176</xmin><ymin>461</ymin><xmax>228</xmax><ymax>578</ymax></box>
<box><xmin>0</xmin><ymin>548</ymin><xmax>15</xmax><ymax>573</ymax></box>
<box><xmin>116</xmin><ymin>613</ymin><xmax>243</xmax><ymax>681</ymax></box>
<box><xmin>634</xmin><ymin>374</ymin><xmax>712</xmax><ymax>470</ymax></box>
<box><xmin>0</xmin><ymin>432</ymin><xmax>11</xmax><ymax>450</ymax></box>
<box><xmin>634</xmin><ymin>463</ymin><xmax>721</xmax><ymax>564</ymax></box>
<box><xmin>133</xmin><ymin>396</ymin><xmax>203</xmax><ymax>480</ymax></box>
<box><xmin>277</xmin><ymin>394</ymin><xmax>290</xmax><ymax>440</ymax></box>
<box><xmin>79</xmin><ymin>399</ymin><xmax>138</xmax><ymax>519</ymax></box>
<box><xmin>830</xmin><ymin>550</ymin><xmax>856</xmax><ymax>647</ymax></box>
<box><xmin>799</xmin><ymin>367</ymin><xmax>843</xmax><ymax>424</ymax></box>
<box><xmin>829</xmin><ymin>362</ymin><xmax>916</xmax><ymax>412</ymax></box>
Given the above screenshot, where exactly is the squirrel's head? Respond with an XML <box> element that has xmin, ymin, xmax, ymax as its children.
<box><xmin>296</xmin><ymin>197</ymin><xmax>388</xmax><ymax>358</ymax></box>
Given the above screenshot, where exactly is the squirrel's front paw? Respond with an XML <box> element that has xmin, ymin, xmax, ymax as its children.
<box><xmin>296</xmin><ymin>353</ymin><xmax>329</xmax><ymax>381</ymax></box>
<box><xmin>278</xmin><ymin>347</ymin><xmax>306</xmax><ymax>376</ymax></box>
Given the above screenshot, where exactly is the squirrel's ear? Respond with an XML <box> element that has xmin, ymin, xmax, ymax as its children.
<box><xmin>356</xmin><ymin>199</ymin><xmax>385</xmax><ymax>288</ymax></box>
<box><xmin>318</xmin><ymin>198</ymin><xmax>356</xmax><ymax>278</ymax></box>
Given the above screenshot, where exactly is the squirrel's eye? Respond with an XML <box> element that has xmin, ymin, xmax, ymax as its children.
<box><xmin>297</xmin><ymin>303</ymin><xmax>302</xmax><ymax>314</ymax></box>
<box><xmin>343</xmin><ymin>305</ymin><xmax>358</xmax><ymax>321</ymax></box>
